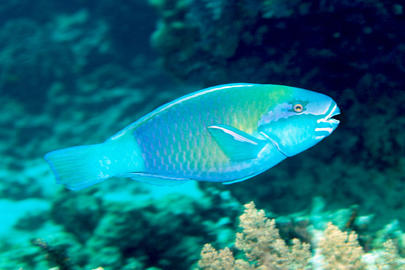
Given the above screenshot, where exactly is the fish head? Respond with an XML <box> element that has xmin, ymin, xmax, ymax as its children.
<box><xmin>258</xmin><ymin>86</ymin><xmax>340</xmax><ymax>157</ymax></box>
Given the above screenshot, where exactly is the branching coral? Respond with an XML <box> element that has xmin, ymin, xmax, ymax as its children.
<box><xmin>318</xmin><ymin>222</ymin><xmax>366</xmax><ymax>269</ymax></box>
<box><xmin>199</xmin><ymin>202</ymin><xmax>405</xmax><ymax>270</ymax></box>
<box><xmin>375</xmin><ymin>240</ymin><xmax>405</xmax><ymax>269</ymax></box>
<box><xmin>199</xmin><ymin>202</ymin><xmax>311</xmax><ymax>269</ymax></box>
<box><xmin>235</xmin><ymin>202</ymin><xmax>311</xmax><ymax>269</ymax></box>
<box><xmin>199</xmin><ymin>244</ymin><xmax>253</xmax><ymax>270</ymax></box>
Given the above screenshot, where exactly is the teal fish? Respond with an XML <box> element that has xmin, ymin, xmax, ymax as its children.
<box><xmin>45</xmin><ymin>83</ymin><xmax>340</xmax><ymax>190</ymax></box>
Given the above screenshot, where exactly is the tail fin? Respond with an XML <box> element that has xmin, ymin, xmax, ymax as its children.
<box><xmin>44</xmin><ymin>143</ymin><xmax>111</xmax><ymax>190</ymax></box>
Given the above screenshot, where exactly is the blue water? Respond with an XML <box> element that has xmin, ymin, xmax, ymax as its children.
<box><xmin>1</xmin><ymin>0</ymin><xmax>404</xmax><ymax>269</ymax></box>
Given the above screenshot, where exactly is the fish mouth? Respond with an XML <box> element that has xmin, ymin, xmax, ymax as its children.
<box><xmin>317</xmin><ymin>103</ymin><xmax>341</xmax><ymax>125</ymax></box>
<box><xmin>314</xmin><ymin>103</ymin><xmax>340</xmax><ymax>140</ymax></box>
<box><xmin>326</xmin><ymin>108</ymin><xmax>341</xmax><ymax>124</ymax></box>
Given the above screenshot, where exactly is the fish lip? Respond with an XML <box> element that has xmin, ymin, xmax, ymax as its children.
<box><xmin>317</xmin><ymin>103</ymin><xmax>340</xmax><ymax>125</ymax></box>
<box><xmin>327</xmin><ymin>108</ymin><xmax>340</xmax><ymax>124</ymax></box>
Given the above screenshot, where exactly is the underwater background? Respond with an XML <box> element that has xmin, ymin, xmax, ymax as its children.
<box><xmin>1</xmin><ymin>0</ymin><xmax>405</xmax><ymax>269</ymax></box>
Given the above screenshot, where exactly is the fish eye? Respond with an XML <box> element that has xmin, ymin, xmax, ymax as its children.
<box><xmin>293</xmin><ymin>103</ymin><xmax>304</xmax><ymax>113</ymax></box>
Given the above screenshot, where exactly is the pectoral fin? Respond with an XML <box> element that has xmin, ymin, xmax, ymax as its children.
<box><xmin>208</xmin><ymin>125</ymin><xmax>265</xmax><ymax>161</ymax></box>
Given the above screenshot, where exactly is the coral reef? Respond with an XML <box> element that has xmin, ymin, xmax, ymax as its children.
<box><xmin>318</xmin><ymin>223</ymin><xmax>366</xmax><ymax>269</ymax></box>
<box><xmin>150</xmin><ymin>0</ymin><xmax>405</xmax><ymax>88</ymax></box>
<box><xmin>199</xmin><ymin>202</ymin><xmax>405</xmax><ymax>270</ymax></box>
<box><xmin>234</xmin><ymin>202</ymin><xmax>310</xmax><ymax>269</ymax></box>
<box><xmin>198</xmin><ymin>202</ymin><xmax>312</xmax><ymax>269</ymax></box>
<box><xmin>0</xmin><ymin>179</ymin><xmax>242</xmax><ymax>269</ymax></box>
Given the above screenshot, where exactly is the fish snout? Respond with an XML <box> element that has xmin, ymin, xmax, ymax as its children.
<box><xmin>314</xmin><ymin>103</ymin><xmax>340</xmax><ymax>140</ymax></box>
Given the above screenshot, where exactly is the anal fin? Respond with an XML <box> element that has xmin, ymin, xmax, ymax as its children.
<box><xmin>125</xmin><ymin>172</ymin><xmax>190</xmax><ymax>186</ymax></box>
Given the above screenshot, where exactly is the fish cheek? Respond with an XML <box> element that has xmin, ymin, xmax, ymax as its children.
<box><xmin>280</xmin><ymin>115</ymin><xmax>322</xmax><ymax>156</ymax></box>
<box><xmin>258</xmin><ymin>115</ymin><xmax>316</xmax><ymax>157</ymax></box>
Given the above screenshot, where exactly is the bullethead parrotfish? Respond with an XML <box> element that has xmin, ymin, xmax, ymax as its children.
<box><xmin>45</xmin><ymin>83</ymin><xmax>340</xmax><ymax>190</ymax></box>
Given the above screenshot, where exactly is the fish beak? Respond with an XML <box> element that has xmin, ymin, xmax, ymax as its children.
<box><xmin>317</xmin><ymin>103</ymin><xmax>340</xmax><ymax>125</ymax></box>
<box><xmin>327</xmin><ymin>105</ymin><xmax>340</xmax><ymax>124</ymax></box>
<box><xmin>314</xmin><ymin>103</ymin><xmax>340</xmax><ymax>140</ymax></box>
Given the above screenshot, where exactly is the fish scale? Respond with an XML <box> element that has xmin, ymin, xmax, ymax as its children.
<box><xmin>133</xmin><ymin>84</ymin><xmax>278</xmax><ymax>179</ymax></box>
<box><xmin>45</xmin><ymin>83</ymin><xmax>340</xmax><ymax>190</ymax></box>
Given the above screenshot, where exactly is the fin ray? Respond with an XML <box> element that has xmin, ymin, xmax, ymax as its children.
<box><xmin>45</xmin><ymin>144</ymin><xmax>110</xmax><ymax>190</ymax></box>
